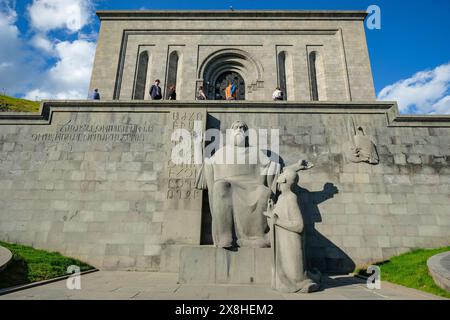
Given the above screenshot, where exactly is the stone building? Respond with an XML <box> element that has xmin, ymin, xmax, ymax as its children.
<box><xmin>0</xmin><ymin>10</ymin><xmax>449</xmax><ymax>277</ymax></box>
<box><xmin>89</xmin><ymin>10</ymin><xmax>375</xmax><ymax>101</ymax></box>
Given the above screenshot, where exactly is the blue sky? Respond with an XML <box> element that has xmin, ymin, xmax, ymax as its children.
<box><xmin>0</xmin><ymin>0</ymin><xmax>449</xmax><ymax>114</ymax></box>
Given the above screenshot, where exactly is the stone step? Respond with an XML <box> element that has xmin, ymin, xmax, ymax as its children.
<box><xmin>179</xmin><ymin>246</ymin><xmax>272</xmax><ymax>285</ymax></box>
<box><xmin>427</xmin><ymin>251</ymin><xmax>450</xmax><ymax>292</ymax></box>
<box><xmin>0</xmin><ymin>245</ymin><xmax>13</xmax><ymax>272</ymax></box>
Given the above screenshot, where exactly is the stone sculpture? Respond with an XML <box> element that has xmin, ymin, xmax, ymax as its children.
<box><xmin>347</xmin><ymin>118</ymin><xmax>379</xmax><ymax>164</ymax></box>
<box><xmin>264</xmin><ymin>167</ymin><xmax>321</xmax><ymax>293</ymax></box>
<box><xmin>195</xmin><ymin>120</ymin><xmax>307</xmax><ymax>249</ymax></box>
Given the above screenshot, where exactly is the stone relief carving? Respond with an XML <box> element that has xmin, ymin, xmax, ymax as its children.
<box><xmin>264</xmin><ymin>167</ymin><xmax>321</xmax><ymax>293</ymax></box>
<box><xmin>347</xmin><ymin>117</ymin><xmax>379</xmax><ymax>164</ymax></box>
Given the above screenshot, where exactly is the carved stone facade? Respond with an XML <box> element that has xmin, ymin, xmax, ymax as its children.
<box><xmin>89</xmin><ymin>11</ymin><xmax>376</xmax><ymax>101</ymax></box>
<box><xmin>0</xmin><ymin>101</ymin><xmax>449</xmax><ymax>273</ymax></box>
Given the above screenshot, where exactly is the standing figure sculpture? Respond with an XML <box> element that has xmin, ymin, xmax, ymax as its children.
<box><xmin>264</xmin><ymin>167</ymin><xmax>321</xmax><ymax>293</ymax></box>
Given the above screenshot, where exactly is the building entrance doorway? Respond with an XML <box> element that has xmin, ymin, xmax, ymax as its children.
<box><xmin>213</xmin><ymin>71</ymin><xmax>245</xmax><ymax>100</ymax></box>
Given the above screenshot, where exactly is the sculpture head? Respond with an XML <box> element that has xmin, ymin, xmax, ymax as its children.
<box><xmin>356</xmin><ymin>126</ymin><xmax>365</xmax><ymax>136</ymax></box>
<box><xmin>230</xmin><ymin>120</ymin><xmax>248</xmax><ymax>147</ymax></box>
<box><xmin>277</xmin><ymin>169</ymin><xmax>298</xmax><ymax>193</ymax></box>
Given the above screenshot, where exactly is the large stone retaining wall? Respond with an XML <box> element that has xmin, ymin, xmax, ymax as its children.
<box><xmin>0</xmin><ymin>101</ymin><xmax>449</xmax><ymax>273</ymax></box>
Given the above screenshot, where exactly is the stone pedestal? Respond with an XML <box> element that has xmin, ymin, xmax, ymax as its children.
<box><xmin>178</xmin><ymin>246</ymin><xmax>272</xmax><ymax>284</ymax></box>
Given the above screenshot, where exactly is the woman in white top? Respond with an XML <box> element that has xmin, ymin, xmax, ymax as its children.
<box><xmin>272</xmin><ymin>87</ymin><xmax>283</xmax><ymax>101</ymax></box>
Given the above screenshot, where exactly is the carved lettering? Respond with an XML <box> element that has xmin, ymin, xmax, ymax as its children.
<box><xmin>31</xmin><ymin>122</ymin><xmax>153</xmax><ymax>143</ymax></box>
<box><xmin>166</xmin><ymin>110</ymin><xmax>204</xmax><ymax>204</ymax></box>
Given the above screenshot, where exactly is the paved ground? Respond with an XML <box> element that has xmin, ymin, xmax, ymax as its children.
<box><xmin>0</xmin><ymin>271</ymin><xmax>446</xmax><ymax>300</ymax></box>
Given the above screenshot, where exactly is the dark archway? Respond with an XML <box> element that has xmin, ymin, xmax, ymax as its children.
<box><xmin>199</xmin><ymin>49</ymin><xmax>263</xmax><ymax>100</ymax></box>
<box><xmin>213</xmin><ymin>71</ymin><xmax>245</xmax><ymax>100</ymax></box>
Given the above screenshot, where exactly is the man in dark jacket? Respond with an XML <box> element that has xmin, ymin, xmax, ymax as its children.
<box><xmin>149</xmin><ymin>79</ymin><xmax>162</xmax><ymax>100</ymax></box>
<box><xmin>92</xmin><ymin>88</ymin><xmax>100</xmax><ymax>100</ymax></box>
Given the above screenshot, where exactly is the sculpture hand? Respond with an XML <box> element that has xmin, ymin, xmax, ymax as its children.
<box><xmin>268</xmin><ymin>198</ymin><xmax>274</xmax><ymax>210</ymax></box>
<box><xmin>297</xmin><ymin>159</ymin><xmax>314</xmax><ymax>170</ymax></box>
<box><xmin>272</xmin><ymin>213</ymin><xmax>279</xmax><ymax>225</ymax></box>
<box><xmin>264</xmin><ymin>199</ymin><xmax>275</xmax><ymax>218</ymax></box>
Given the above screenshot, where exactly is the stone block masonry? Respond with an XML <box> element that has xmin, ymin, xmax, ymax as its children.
<box><xmin>0</xmin><ymin>101</ymin><xmax>449</xmax><ymax>273</ymax></box>
<box><xmin>90</xmin><ymin>10</ymin><xmax>375</xmax><ymax>102</ymax></box>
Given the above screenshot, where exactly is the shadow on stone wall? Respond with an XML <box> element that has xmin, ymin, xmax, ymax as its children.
<box><xmin>293</xmin><ymin>183</ymin><xmax>355</xmax><ymax>274</ymax></box>
<box><xmin>200</xmin><ymin>190</ymin><xmax>214</xmax><ymax>245</ymax></box>
<box><xmin>200</xmin><ymin>115</ymin><xmax>220</xmax><ymax>245</ymax></box>
<box><xmin>200</xmin><ymin>180</ymin><xmax>355</xmax><ymax>273</ymax></box>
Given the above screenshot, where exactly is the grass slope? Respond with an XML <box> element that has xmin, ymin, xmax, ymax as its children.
<box><xmin>0</xmin><ymin>241</ymin><xmax>93</xmax><ymax>289</ymax></box>
<box><xmin>0</xmin><ymin>95</ymin><xmax>40</xmax><ymax>112</ymax></box>
<box><xmin>358</xmin><ymin>247</ymin><xmax>450</xmax><ymax>298</ymax></box>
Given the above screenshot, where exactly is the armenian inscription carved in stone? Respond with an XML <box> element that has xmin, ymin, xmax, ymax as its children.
<box><xmin>165</xmin><ymin>110</ymin><xmax>205</xmax><ymax>207</ymax></box>
<box><xmin>31</xmin><ymin>121</ymin><xmax>154</xmax><ymax>143</ymax></box>
<box><xmin>167</xmin><ymin>162</ymin><xmax>201</xmax><ymax>200</ymax></box>
<box><xmin>161</xmin><ymin>109</ymin><xmax>206</xmax><ymax>245</ymax></box>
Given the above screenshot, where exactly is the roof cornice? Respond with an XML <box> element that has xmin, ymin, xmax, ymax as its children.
<box><xmin>96</xmin><ymin>10</ymin><xmax>368</xmax><ymax>21</ymax></box>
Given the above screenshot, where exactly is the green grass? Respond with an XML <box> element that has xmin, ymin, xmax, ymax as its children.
<box><xmin>0</xmin><ymin>241</ymin><xmax>93</xmax><ymax>289</ymax></box>
<box><xmin>0</xmin><ymin>95</ymin><xmax>40</xmax><ymax>112</ymax></box>
<box><xmin>357</xmin><ymin>247</ymin><xmax>450</xmax><ymax>298</ymax></box>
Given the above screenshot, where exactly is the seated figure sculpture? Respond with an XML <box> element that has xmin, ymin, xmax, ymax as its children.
<box><xmin>195</xmin><ymin>120</ymin><xmax>308</xmax><ymax>248</ymax></box>
<box><xmin>264</xmin><ymin>168</ymin><xmax>321</xmax><ymax>293</ymax></box>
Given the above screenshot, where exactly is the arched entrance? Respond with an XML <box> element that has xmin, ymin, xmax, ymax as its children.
<box><xmin>214</xmin><ymin>71</ymin><xmax>245</xmax><ymax>100</ymax></box>
<box><xmin>198</xmin><ymin>49</ymin><xmax>263</xmax><ymax>101</ymax></box>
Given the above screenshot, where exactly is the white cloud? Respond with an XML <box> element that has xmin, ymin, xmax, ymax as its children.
<box><xmin>0</xmin><ymin>2</ymin><xmax>40</xmax><ymax>96</ymax></box>
<box><xmin>24</xmin><ymin>39</ymin><xmax>96</xmax><ymax>100</ymax></box>
<box><xmin>49</xmin><ymin>40</ymin><xmax>96</xmax><ymax>91</ymax></box>
<box><xmin>378</xmin><ymin>62</ymin><xmax>450</xmax><ymax>114</ymax></box>
<box><xmin>0</xmin><ymin>4</ymin><xmax>20</xmax><ymax>67</ymax></box>
<box><xmin>27</xmin><ymin>0</ymin><xmax>93</xmax><ymax>33</ymax></box>
<box><xmin>432</xmin><ymin>95</ymin><xmax>450</xmax><ymax>115</ymax></box>
<box><xmin>0</xmin><ymin>1</ymin><xmax>97</xmax><ymax>99</ymax></box>
<box><xmin>25</xmin><ymin>88</ymin><xmax>86</xmax><ymax>100</ymax></box>
<box><xmin>31</xmin><ymin>34</ymin><xmax>54</xmax><ymax>53</ymax></box>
